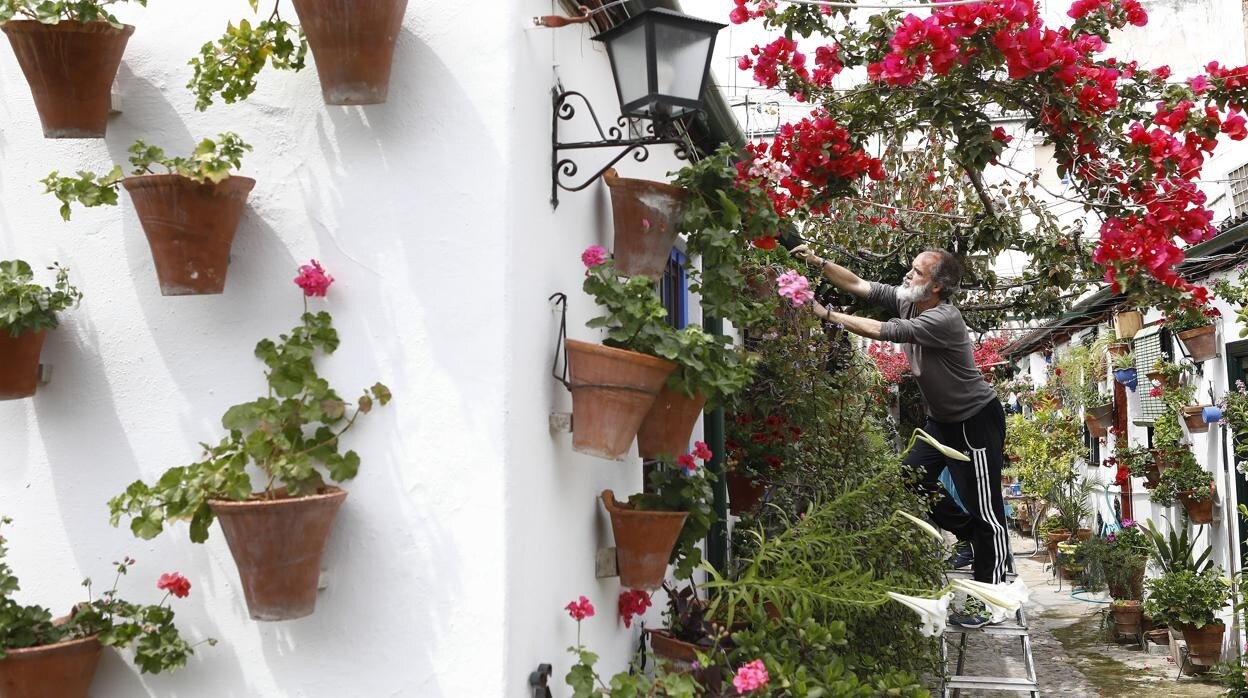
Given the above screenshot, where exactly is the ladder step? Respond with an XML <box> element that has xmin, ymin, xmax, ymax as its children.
<box><xmin>945</xmin><ymin>619</ymin><xmax>1029</xmax><ymax>636</ymax></box>
<box><xmin>944</xmin><ymin>568</ymin><xmax>1019</xmax><ymax>582</ymax></box>
<box><xmin>945</xmin><ymin>676</ymin><xmax>1039</xmax><ymax>691</ymax></box>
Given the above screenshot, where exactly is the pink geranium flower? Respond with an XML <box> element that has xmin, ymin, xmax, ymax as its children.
<box><xmin>693</xmin><ymin>440</ymin><xmax>713</xmax><ymax>461</ymax></box>
<box><xmin>157</xmin><ymin>572</ymin><xmax>192</xmax><ymax>598</ymax></box>
<box><xmin>733</xmin><ymin>659</ymin><xmax>770</xmax><ymax>693</ymax></box>
<box><xmin>294</xmin><ymin>260</ymin><xmax>334</xmax><ymax>297</ymax></box>
<box><xmin>776</xmin><ymin>269</ymin><xmax>814</xmax><ymax>306</ymax></box>
<box><xmin>565</xmin><ymin>595</ymin><xmax>595</xmax><ymax>620</ymax></box>
<box><xmin>581</xmin><ymin>245</ymin><xmax>608</xmax><ymax>268</ymax></box>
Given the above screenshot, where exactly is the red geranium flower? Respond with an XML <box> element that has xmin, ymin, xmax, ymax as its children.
<box><xmin>157</xmin><ymin>572</ymin><xmax>192</xmax><ymax>598</ymax></box>
<box><xmin>565</xmin><ymin>595</ymin><xmax>595</xmax><ymax>620</ymax></box>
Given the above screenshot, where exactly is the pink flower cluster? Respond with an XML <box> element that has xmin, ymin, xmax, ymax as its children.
<box><xmin>737</xmin><ymin>37</ymin><xmax>843</xmax><ymax>93</ymax></box>
<box><xmin>157</xmin><ymin>572</ymin><xmax>192</xmax><ymax>599</ymax></box>
<box><xmin>733</xmin><ymin>659</ymin><xmax>770</xmax><ymax>693</ymax></box>
<box><xmin>581</xmin><ymin>245</ymin><xmax>608</xmax><ymax>268</ymax></box>
<box><xmin>294</xmin><ymin>260</ymin><xmax>334</xmax><ymax>297</ymax></box>
<box><xmin>565</xmin><ymin>595</ymin><xmax>595</xmax><ymax>621</ymax></box>
<box><xmin>617</xmin><ymin>589</ymin><xmax>652</xmax><ymax>628</ymax></box>
<box><xmin>776</xmin><ymin>269</ymin><xmax>814</xmax><ymax>307</ymax></box>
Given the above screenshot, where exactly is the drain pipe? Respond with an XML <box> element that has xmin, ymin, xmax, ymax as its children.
<box><xmin>704</xmin><ymin>314</ymin><xmax>728</xmax><ymax>573</ymax></box>
<box><xmin>1219</xmin><ymin>420</ymin><xmax>1244</xmax><ymax>657</ymax></box>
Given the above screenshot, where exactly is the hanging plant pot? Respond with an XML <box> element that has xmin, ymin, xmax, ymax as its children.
<box><xmin>0</xmin><ymin>330</ymin><xmax>46</xmax><ymax>400</ymax></box>
<box><xmin>121</xmin><ymin>174</ymin><xmax>256</xmax><ymax>296</ymax></box>
<box><xmin>1146</xmin><ymin>370</ymin><xmax>1179</xmax><ymax>389</ymax></box>
<box><xmin>603</xmin><ymin>169</ymin><xmax>691</xmax><ymax>280</ymax></box>
<box><xmin>1177</xmin><ymin>622</ymin><xmax>1225</xmax><ymax>670</ymax></box>
<box><xmin>1109</xmin><ymin>601</ymin><xmax>1143</xmax><ymax>639</ymax></box>
<box><xmin>1176</xmin><ymin>325</ymin><xmax>1217</xmax><ymax>362</ymax></box>
<box><xmin>1113</xmin><ymin>310</ymin><xmax>1143</xmax><ymax>340</ymax></box>
<box><xmin>1107</xmin><ymin>341</ymin><xmax>1131</xmax><ymax>357</ymax></box>
<box><xmin>1178</xmin><ymin>484</ymin><xmax>1215</xmax><ymax>525</ymax></box>
<box><xmin>0</xmin><ymin>635</ymin><xmax>101</xmax><ymax>698</ymax></box>
<box><xmin>290</xmin><ymin>0</ymin><xmax>408</xmax><ymax>105</ymax></box>
<box><xmin>1112</xmin><ymin>367</ymin><xmax>1137</xmax><ymax>390</ymax></box>
<box><xmin>2</xmin><ymin>21</ymin><xmax>132</xmax><ymax>138</ymax></box>
<box><xmin>209</xmin><ymin>487</ymin><xmax>347</xmax><ymax>621</ymax></box>
<box><xmin>726</xmin><ymin>471</ymin><xmax>766</xmax><ymax>515</ymax></box>
<box><xmin>637</xmin><ymin>389</ymin><xmax>706</xmax><ymax>460</ymax></box>
<box><xmin>565</xmin><ymin>339</ymin><xmax>675</xmax><ymax>461</ymax></box>
<box><xmin>647</xmin><ymin>629</ymin><xmax>703</xmax><ymax>665</ymax></box>
<box><xmin>1182</xmin><ymin>405</ymin><xmax>1212</xmax><ymax>434</ymax></box>
<box><xmin>1086</xmin><ymin>402</ymin><xmax>1114</xmax><ymax>429</ymax></box>
<box><xmin>601</xmin><ymin>490</ymin><xmax>686</xmax><ymax>590</ymax></box>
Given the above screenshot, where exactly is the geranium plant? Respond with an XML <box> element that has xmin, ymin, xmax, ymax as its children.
<box><xmin>0</xmin><ymin>0</ymin><xmax>144</xmax><ymax>25</ymax></box>
<box><xmin>0</xmin><ymin>260</ymin><xmax>81</xmax><ymax>337</ymax></box>
<box><xmin>1163</xmin><ymin>300</ymin><xmax>1220</xmax><ymax>333</ymax></box>
<box><xmin>0</xmin><ymin>517</ymin><xmax>210</xmax><ymax>674</ymax></box>
<box><xmin>630</xmin><ymin>443</ymin><xmax>716</xmax><ymax>580</ymax></box>
<box><xmin>42</xmin><ymin>133</ymin><xmax>251</xmax><ymax>220</ymax></box>
<box><xmin>107</xmin><ymin>260</ymin><xmax>391</xmax><ymax>543</ymax></box>
<box><xmin>1144</xmin><ymin>568</ymin><xmax>1230</xmax><ymax>629</ymax></box>
<box><xmin>1150</xmin><ymin>452</ymin><xmax>1212</xmax><ymax>507</ymax></box>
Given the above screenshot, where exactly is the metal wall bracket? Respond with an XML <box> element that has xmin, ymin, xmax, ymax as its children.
<box><xmin>37</xmin><ymin>364</ymin><xmax>51</xmax><ymax>385</ymax></box>
<box><xmin>529</xmin><ymin>664</ymin><xmax>553</xmax><ymax>698</ymax></box>
<box><xmin>595</xmin><ymin>546</ymin><xmax>618</xmax><ymax>578</ymax></box>
<box><xmin>549</xmin><ymin>412</ymin><xmax>573</xmax><ymax>433</ymax></box>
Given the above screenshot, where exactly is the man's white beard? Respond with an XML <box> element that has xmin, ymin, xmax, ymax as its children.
<box><xmin>897</xmin><ymin>280</ymin><xmax>931</xmax><ymax>304</ymax></box>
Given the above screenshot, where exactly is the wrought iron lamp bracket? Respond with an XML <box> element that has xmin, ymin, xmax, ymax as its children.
<box><xmin>550</xmin><ymin>89</ymin><xmax>691</xmax><ymax>208</ymax></box>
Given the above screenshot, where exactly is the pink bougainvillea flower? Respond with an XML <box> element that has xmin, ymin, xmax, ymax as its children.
<box><xmin>581</xmin><ymin>245</ymin><xmax>608</xmax><ymax>268</ymax></box>
<box><xmin>733</xmin><ymin>659</ymin><xmax>770</xmax><ymax>693</ymax></box>
<box><xmin>776</xmin><ymin>269</ymin><xmax>814</xmax><ymax>306</ymax></box>
<box><xmin>565</xmin><ymin>595</ymin><xmax>595</xmax><ymax>620</ymax></box>
<box><xmin>617</xmin><ymin>589</ymin><xmax>652</xmax><ymax>628</ymax></box>
<box><xmin>157</xmin><ymin>572</ymin><xmax>192</xmax><ymax>598</ymax></box>
<box><xmin>677</xmin><ymin>453</ymin><xmax>698</xmax><ymax>473</ymax></box>
<box><xmin>1188</xmin><ymin>75</ymin><xmax>1211</xmax><ymax>93</ymax></box>
<box><xmin>294</xmin><ymin>260</ymin><xmax>334</xmax><ymax>297</ymax></box>
<box><xmin>693</xmin><ymin>440</ymin><xmax>713</xmax><ymax>461</ymax></box>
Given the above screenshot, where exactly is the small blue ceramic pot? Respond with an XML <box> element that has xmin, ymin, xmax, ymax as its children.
<box><xmin>1203</xmin><ymin>405</ymin><xmax>1224</xmax><ymax>424</ymax></box>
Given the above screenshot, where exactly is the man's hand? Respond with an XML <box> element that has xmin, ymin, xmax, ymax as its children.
<box><xmin>791</xmin><ymin>243</ymin><xmax>822</xmax><ymax>267</ymax></box>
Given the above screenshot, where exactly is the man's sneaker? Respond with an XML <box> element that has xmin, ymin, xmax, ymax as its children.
<box><xmin>948</xmin><ymin>609</ymin><xmax>992</xmax><ymax>629</ymax></box>
<box><xmin>945</xmin><ymin>543</ymin><xmax>974</xmax><ymax>570</ymax></box>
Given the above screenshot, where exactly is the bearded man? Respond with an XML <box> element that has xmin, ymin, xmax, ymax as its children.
<box><xmin>792</xmin><ymin>246</ymin><xmax>1010</xmax><ymax>626</ymax></box>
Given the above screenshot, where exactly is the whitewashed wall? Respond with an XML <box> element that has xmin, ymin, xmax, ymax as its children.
<box><xmin>0</xmin><ymin>2</ymin><xmax>693</xmax><ymax>696</ymax></box>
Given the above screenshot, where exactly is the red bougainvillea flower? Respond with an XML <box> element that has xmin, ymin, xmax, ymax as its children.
<box><xmin>157</xmin><ymin>572</ymin><xmax>192</xmax><ymax>598</ymax></box>
<box><xmin>733</xmin><ymin>659</ymin><xmax>770</xmax><ymax>693</ymax></box>
<box><xmin>618</xmin><ymin>589</ymin><xmax>652</xmax><ymax>628</ymax></box>
<box><xmin>581</xmin><ymin>245</ymin><xmax>608</xmax><ymax>268</ymax></box>
<box><xmin>693</xmin><ymin>440</ymin><xmax>713</xmax><ymax>461</ymax></box>
<box><xmin>565</xmin><ymin>595</ymin><xmax>595</xmax><ymax>620</ymax></box>
<box><xmin>294</xmin><ymin>259</ymin><xmax>334</xmax><ymax>297</ymax></box>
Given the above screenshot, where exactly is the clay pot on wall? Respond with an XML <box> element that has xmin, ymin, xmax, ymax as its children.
<box><xmin>726</xmin><ymin>471</ymin><xmax>766</xmax><ymax>515</ymax></box>
<box><xmin>647</xmin><ymin>629</ymin><xmax>702</xmax><ymax>665</ymax></box>
<box><xmin>1178</xmin><ymin>484</ymin><xmax>1215</xmax><ymax>525</ymax></box>
<box><xmin>565</xmin><ymin>339</ymin><xmax>675</xmax><ymax>461</ymax></box>
<box><xmin>0</xmin><ymin>331</ymin><xmax>46</xmax><ymax>400</ymax></box>
<box><xmin>637</xmin><ymin>389</ymin><xmax>706</xmax><ymax>460</ymax></box>
<box><xmin>1086</xmin><ymin>403</ymin><xmax>1115</xmax><ymax>429</ymax></box>
<box><xmin>603</xmin><ymin>169</ymin><xmax>691</xmax><ymax>280</ymax></box>
<box><xmin>1178</xmin><ymin>622</ymin><xmax>1225</xmax><ymax>671</ymax></box>
<box><xmin>1107</xmin><ymin>341</ymin><xmax>1131</xmax><ymax>357</ymax></box>
<box><xmin>290</xmin><ymin>0</ymin><xmax>408</xmax><ymax>105</ymax></box>
<box><xmin>2</xmin><ymin>21</ymin><xmax>132</xmax><ymax>138</ymax></box>
<box><xmin>1113</xmin><ymin>310</ymin><xmax>1143</xmax><ymax>340</ymax></box>
<box><xmin>122</xmin><ymin>174</ymin><xmax>256</xmax><ymax>296</ymax></box>
<box><xmin>1176</xmin><ymin>325</ymin><xmax>1217</xmax><ymax>363</ymax></box>
<box><xmin>208</xmin><ymin>487</ymin><xmax>347</xmax><ymax>621</ymax></box>
<box><xmin>1181</xmin><ymin>405</ymin><xmax>1211</xmax><ymax>434</ymax></box>
<box><xmin>0</xmin><ymin>635</ymin><xmax>101</xmax><ymax>698</ymax></box>
<box><xmin>601</xmin><ymin>490</ymin><xmax>687</xmax><ymax>590</ymax></box>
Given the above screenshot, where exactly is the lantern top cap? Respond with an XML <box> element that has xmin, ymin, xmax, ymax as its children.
<box><xmin>591</xmin><ymin>7</ymin><xmax>727</xmax><ymax>43</ymax></box>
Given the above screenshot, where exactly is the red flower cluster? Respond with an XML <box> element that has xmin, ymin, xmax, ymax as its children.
<box><xmin>726</xmin><ymin>412</ymin><xmax>801</xmax><ymax>472</ymax></box>
<box><xmin>565</xmin><ymin>595</ymin><xmax>595</xmax><ymax>621</ymax></box>
<box><xmin>157</xmin><ymin>572</ymin><xmax>192</xmax><ymax>599</ymax></box>
<box><xmin>868</xmin><ymin>342</ymin><xmax>910</xmax><ymax>384</ymax></box>
<box><xmin>617</xmin><ymin>589</ymin><xmax>652</xmax><ymax>628</ymax></box>
<box><xmin>972</xmin><ymin>336</ymin><xmax>1011</xmax><ymax>375</ymax></box>
<box><xmin>737</xmin><ymin>37</ymin><xmax>843</xmax><ymax>91</ymax></box>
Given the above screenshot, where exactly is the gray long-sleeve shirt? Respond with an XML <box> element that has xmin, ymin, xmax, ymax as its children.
<box><xmin>867</xmin><ymin>282</ymin><xmax>997</xmax><ymax>423</ymax></box>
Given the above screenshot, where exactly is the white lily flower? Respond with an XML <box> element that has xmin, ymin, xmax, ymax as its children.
<box><xmin>910</xmin><ymin>428</ymin><xmax>971</xmax><ymax>462</ymax></box>
<box><xmin>951</xmin><ymin>578</ymin><xmax>1030</xmax><ymax>623</ymax></box>
<box><xmin>898</xmin><ymin>510</ymin><xmax>945</xmax><ymax>544</ymax></box>
<box><xmin>887</xmin><ymin>591</ymin><xmax>955</xmax><ymax>637</ymax></box>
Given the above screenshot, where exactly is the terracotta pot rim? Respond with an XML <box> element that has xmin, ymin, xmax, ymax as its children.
<box><xmin>208</xmin><ymin>485</ymin><xmax>347</xmax><ymax>510</ymax></box>
<box><xmin>122</xmin><ymin>172</ymin><xmax>257</xmax><ymax>192</ymax></box>
<box><xmin>1176</xmin><ymin>325</ymin><xmax>1216</xmax><ymax>338</ymax></box>
<box><xmin>2</xmin><ymin>19</ymin><xmax>134</xmax><ymax>36</ymax></box>
<box><xmin>602</xmin><ymin>168</ymin><xmax>689</xmax><ymax>198</ymax></box>
<box><xmin>2</xmin><ymin>633</ymin><xmax>101</xmax><ymax>657</ymax></box>
<box><xmin>565</xmin><ymin>339</ymin><xmax>676</xmax><ymax>373</ymax></box>
<box><xmin>1175</xmin><ymin>622</ymin><xmax>1226</xmax><ymax>632</ymax></box>
<box><xmin>600</xmin><ymin>489</ymin><xmax>688</xmax><ymax>519</ymax></box>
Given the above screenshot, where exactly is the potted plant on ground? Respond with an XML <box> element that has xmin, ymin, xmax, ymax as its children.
<box><xmin>1164</xmin><ymin>300</ymin><xmax>1220</xmax><ymax>363</ymax></box>
<box><xmin>42</xmin><ymin>133</ymin><xmax>255</xmax><ymax>296</ymax></box>
<box><xmin>1046</xmin><ymin>477</ymin><xmax>1095</xmax><ymax>543</ymax></box>
<box><xmin>188</xmin><ymin>0</ymin><xmax>407</xmax><ymax>108</ymax></box>
<box><xmin>602</xmin><ymin>443</ymin><xmax>715</xmax><ymax>588</ymax></box>
<box><xmin>0</xmin><ymin>518</ymin><xmax>209</xmax><ymax>697</ymax></box>
<box><xmin>1111</xmin><ymin>350</ymin><xmax>1137</xmax><ymax>390</ymax></box>
<box><xmin>0</xmin><ymin>260</ymin><xmax>81</xmax><ymax>400</ymax></box>
<box><xmin>0</xmin><ymin>0</ymin><xmax>141</xmax><ymax>137</ymax></box>
<box><xmin>1101</xmin><ymin>521</ymin><xmax>1149</xmax><ymax>639</ymax></box>
<box><xmin>107</xmin><ymin>262</ymin><xmax>392</xmax><ymax>620</ymax></box>
<box><xmin>1144</xmin><ymin>568</ymin><xmax>1230</xmax><ymax>672</ymax></box>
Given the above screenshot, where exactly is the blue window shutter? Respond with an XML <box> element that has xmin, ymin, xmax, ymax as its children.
<box><xmin>661</xmin><ymin>248</ymin><xmax>688</xmax><ymax>330</ymax></box>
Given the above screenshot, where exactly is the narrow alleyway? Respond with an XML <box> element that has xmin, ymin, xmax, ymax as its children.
<box><xmin>952</xmin><ymin>532</ymin><xmax>1224</xmax><ymax>697</ymax></box>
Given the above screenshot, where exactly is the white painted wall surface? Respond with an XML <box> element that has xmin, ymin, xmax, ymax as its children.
<box><xmin>0</xmin><ymin>2</ymin><xmax>699</xmax><ymax>695</ymax></box>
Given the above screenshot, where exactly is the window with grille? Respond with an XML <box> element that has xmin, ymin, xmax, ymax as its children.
<box><xmin>1131</xmin><ymin>325</ymin><xmax>1172</xmax><ymax>425</ymax></box>
<box><xmin>1231</xmin><ymin>161</ymin><xmax>1248</xmax><ymax>216</ymax></box>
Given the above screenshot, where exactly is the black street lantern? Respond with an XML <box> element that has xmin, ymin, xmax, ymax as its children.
<box><xmin>592</xmin><ymin>8</ymin><xmax>726</xmax><ymax>121</ymax></box>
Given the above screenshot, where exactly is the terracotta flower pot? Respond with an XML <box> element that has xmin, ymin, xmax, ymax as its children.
<box><xmin>1107</xmin><ymin>341</ymin><xmax>1131</xmax><ymax>357</ymax></box>
<box><xmin>0</xmin><ymin>330</ymin><xmax>46</xmax><ymax>400</ymax></box>
<box><xmin>637</xmin><ymin>389</ymin><xmax>706</xmax><ymax>460</ymax></box>
<box><xmin>122</xmin><ymin>174</ymin><xmax>255</xmax><ymax>296</ymax></box>
<box><xmin>1179</xmin><ymin>484</ymin><xmax>1215</xmax><ymax>525</ymax></box>
<box><xmin>209</xmin><ymin>487</ymin><xmax>347</xmax><ymax>621</ymax></box>
<box><xmin>647</xmin><ymin>629</ymin><xmax>702</xmax><ymax>664</ymax></box>
<box><xmin>2</xmin><ymin>20</ymin><xmax>132</xmax><ymax>138</ymax></box>
<box><xmin>1109</xmin><ymin>601</ymin><xmax>1143</xmax><ymax>638</ymax></box>
<box><xmin>0</xmin><ymin>635</ymin><xmax>101</xmax><ymax>698</ymax></box>
<box><xmin>1181</xmin><ymin>405</ymin><xmax>1211</xmax><ymax>434</ymax></box>
<box><xmin>1107</xmin><ymin>564</ymin><xmax>1145</xmax><ymax>601</ymax></box>
<box><xmin>1177</xmin><ymin>622</ymin><xmax>1225</xmax><ymax>669</ymax></box>
<box><xmin>564</xmin><ymin>339</ymin><xmax>675</xmax><ymax>461</ymax></box>
<box><xmin>1044</xmin><ymin>529</ymin><xmax>1069</xmax><ymax>556</ymax></box>
<box><xmin>1146</xmin><ymin>371</ymin><xmax>1178</xmax><ymax>389</ymax></box>
<box><xmin>1113</xmin><ymin>310</ymin><xmax>1143</xmax><ymax>340</ymax></box>
<box><xmin>290</xmin><ymin>0</ymin><xmax>408</xmax><ymax>105</ymax></box>
<box><xmin>601</xmin><ymin>490</ymin><xmax>687</xmax><ymax>590</ymax></box>
<box><xmin>603</xmin><ymin>169</ymin><xmax>690</xmax><ymax>280</ymax></box>
<box><xmin>726</xmin><ymin>471</ymin><xmax>766</xmax><ymax>515</ymax></box>
<box><xmin>1086</xmin><ymin>403</ymin><xmax>1114</xmax><ymax>429</ymax></box>
<box><xmin>1176</xmin><ymin>325</ymin><xmax>1217</xmax><ymax>362</ymax></box>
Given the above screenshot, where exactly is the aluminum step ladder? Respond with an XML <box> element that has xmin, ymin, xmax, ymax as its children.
<box><xmin>940</xmin><ymin>569</ymin><xmax>1039</xmax><ymax>697</ymax></box>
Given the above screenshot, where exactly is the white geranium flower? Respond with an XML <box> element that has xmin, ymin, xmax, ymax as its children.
<box><xmin>951</xmin><ymin>578</ymin><xmax>1030</xmax><ymax>623</ymax></box>
<box><xmin>898</xmin><ymin>510</ymin><xmax>945</xmax><ymax>544</ymax></box>
<box><xmin>887</xmin><ymin>591</ymin><xmax>955</xmax><ymax>637</ymax></box>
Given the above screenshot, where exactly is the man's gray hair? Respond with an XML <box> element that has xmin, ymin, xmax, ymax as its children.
<box><xmin>924</xmin><ymin>249</ymin><xmax>962</xmax><ymax>301</ymax></box>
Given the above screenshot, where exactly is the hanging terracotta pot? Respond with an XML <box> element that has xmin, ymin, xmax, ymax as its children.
<box><xmin>0</xmin><ymin>330</ymin><xmax>46</xmax><ymax>400</ymax></box>
<box><xmin>1178</xmin><ymin>484</ymin><xmax>1215</xmax><ymax>525</ymax></box>
<box><xmin>0</xmin><ymin>635</ymin><xmax>101</xmax><ymax>698</ymax></box>
<box><xmin>1086</xmin><ymin>403</ymin><xmax>1114</xmax><ymax>429</ymax></box>
<box><xmin>1109</xmin><ymin>601</ymin><xmax>1143</xmax><ymax>639</ymax></box>
<box><xmin>647</xmin><ymin>629</ymin><xmax>702</xmax><ymax>664</ymax></box>
<box><xmin>2</xmin><ymin>21</ymin><xmax>132</xmax><ymax>138</ymax></box>
<box><xmin>726</xmin><ymin>471</ymin><xmax>766</xmax><ymax>515</ymax></box>
<box><xmin>1107</xmin><ymin>341</ymin><xmax>1131</xmax><ymax>357</ymax></box>
<box><xmin>601</xmin><ymin>490</ymin><xmax>686</xmax><ymax>590</ymax></box>
<box><xmin>209</xmin><ymin>487</ymin><xmax>347</xmax><ymax>621</ymax></box>
<box><xmin>637</xmin><ymin>389</ymin><xmax>706</xmax><ymax>460</ymax></box>
<box><xmin>122</xmin><ymin>174</ymin><xmax>255</xmax><ymax>296</ymax></box>
<box><xmin>565</xmin><ymin>339</ymin><xmax>675</xmax><ymax>461</ymax></box>
<box><xmin>1181</xmin><ymin>405</ymin><xmax>1211</xmax><ymax>434</ymax></box>
<box><xmin>1177</xmin><ymin>622</ymin><xmax>1224</xmax><ymax>670</ymax></box>
<box><xmin>1176</xmin><ymin>325</ymin><xmax>1217</xmax><ymax>362</ymax></box>
<box><xmin>290</xmin><ymin>0</ymin><xmax>408</xmax><ymax>105</ymax></box>
<box><xmin>1145</xmin><ymin>370</ymin><xmax>1179</xmax><ymax>389</ymax></box>
<box><xmin>1113</xmin><ymin>310</ymin><xmax>1143</xmax><ymax>340</ymax></box>
<box><xmin>603</xmin><ymin>169</ymin><xmax>690</xmax><ymax>280</ymax></box>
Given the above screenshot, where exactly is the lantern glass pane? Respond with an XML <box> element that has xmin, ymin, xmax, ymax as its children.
<box><xmin>653</xmin><ymin>24</ymin><xmax>712</xmax><ymax>105</ymax></box>
<box><xmin>608</xmin><ymin>24</ymin><xmax>650</xmax><ymax>110</ymax></box>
